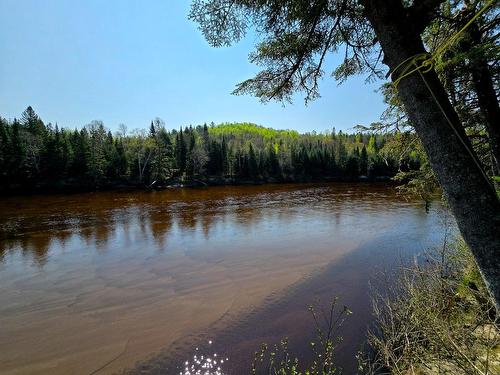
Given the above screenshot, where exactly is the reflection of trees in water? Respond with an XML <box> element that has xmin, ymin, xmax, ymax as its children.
<box><xmin>0</xmin><ymin>208</ymin><xmax>119</xmax><ymax>264</ymax></box>
<box><xmin>0</xmin><ymin>235</ymin><xmax>52</xmax><ymax>267</ymax></box>
<box><xmin>0</xmin><ymin>217</ymin><xmax>45</xmax><ymax>265</ymax></box>
<box><xmin>138</xmin><ymin>209</ymin><xmax>151</xmax><ymax>243</ymax></box>
<box><xmin>178</xmin><ymin>207</ymin><xmax>199</xmax><ymax>231</ymax></box>
<box><xmin>54</xmin><ymin>229</ymin><xmax>72</xmax><ymax>247</ymax></box>
<box><xmin>79</xmin><ymin>224</ymin><xmax>95</xmax><ymax>246</ymax></box>
<box><xmin>0</xmin><ymin>184</ymin><xmax>411</xmax><ymax>267</ymax></box>
<box><xmin>25</xmin><ymin>235</ymin><xmax>52</xmax><ymax>266</ymax></box>
<box><xmin>150</xmin><ymin>209</ymin><xmax>173</xmax><ymax>249</ymax></box>
<box><xmin>169</xmin><ymin>201</ymin><xmax>221</xmax><ymax>240</ymax></box>
<box><xmin>95</xmin><ymin>224</ymin><xmax>114</xmax><ymax>250</ymax></box>
<box><xmin>201</xmin><ymin>211</ymin><xmax>214</xmax><ymax>239</ymax></box>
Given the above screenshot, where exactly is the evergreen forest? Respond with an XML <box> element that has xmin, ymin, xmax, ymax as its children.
<box><xmin>0</xmin><ymin>106</ymin><xmax>423</xmax><ymax>192</ymax></box>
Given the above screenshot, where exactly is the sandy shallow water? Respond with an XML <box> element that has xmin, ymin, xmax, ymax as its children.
<box><xmin>0</xmin><ymin>183</ymin><xmax>447</xmax><ymax>374</ymax></box>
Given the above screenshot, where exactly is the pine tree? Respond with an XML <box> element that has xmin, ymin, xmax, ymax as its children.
<box><xmin>175</xmin><ymin>128</ymin><xmax>187</xmax><ymax>174</ymax></box>
<box><xmin>360</xmin><ymin>145</ymin><xmax>368</xmax><ymax>176</ymax></box>
<box><xmin>248</xmin><ymin>143</ymin><xmax>258</xmax><ymax>178</ymax></box>
<box><xmin>86</xmin><ymin>121</ymin><xmax>107</xmax><ymax>187</ymax></box>
<box><xmin>151</xmin><ymin>126</ymin><xmax>174</xmax><ymax>182</ymax></box>
<box><xmin>0</xmin><ymin>118</ymin><xmax>10</xmax><ymax>185</ymax></box>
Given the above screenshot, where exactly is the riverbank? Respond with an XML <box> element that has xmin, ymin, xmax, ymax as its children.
<box><xmin>362</xmin><ymin>238</ymin><xmax>500</xmax><ymax>374</ymax></box>
<box><xmin>0</xmin><ymin>175</ymin><xmax>393</xmax><ymax>197</ymax></box>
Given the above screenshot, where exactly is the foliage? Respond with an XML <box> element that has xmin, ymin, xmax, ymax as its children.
<box><xmin>0</xmin><ymin>107</ymin><xmax>424</xmax><ymax>192</ymax></box>
<box><xmin>361</xmin><ymin>235</ymin><xmax>500</xmax><ymax>374</ymax></box>
<box><xmin>209</xmin><ymin>122</ymin><xmax>300</xmax><ymax>139</ymax></box>
<box><xmin>189</xmin><ymin>0</ymin><xmax>380</xmax><ymax>104</ymax></box>
<box><xmin>426</xmin><ymin>0</ymin><xmax>500</xmax><ymax>175</ymax></box>
<box><xmin>188</xmin><ymin>0</ymin><xmax>500</xmax><ymax>310</ymax></box>
<box><xmin>188</xmin><ymin>0</ymin><xmax>499</xmax><ymax>209</ymax></box>
<box><xmin>376</xmin><ymin>0</ymin><xmax>500</xmax><ymax>178</ymax></box>
<box><xmin>252</xmin><ymin>298</ymin><xmax>352</xmax><ymax>375</ymax></box>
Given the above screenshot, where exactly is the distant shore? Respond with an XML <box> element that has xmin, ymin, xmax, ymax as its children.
<box><xmin>0</xmin><ymin>175</ymin><xmax>394</xmax><ymax>196</ymax></box>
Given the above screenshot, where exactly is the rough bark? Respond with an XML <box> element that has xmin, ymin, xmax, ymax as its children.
<box><xmin>362</xmin><ymin>0</ymin><xmax>500</xmax><ymax>309</ymax></box>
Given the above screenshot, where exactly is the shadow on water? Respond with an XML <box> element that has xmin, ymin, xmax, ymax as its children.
<box><xmin>0</xmin><ymin>183</ymin><xmax>449</xmax><ymax>375</ymax></box>
<box><xmin>126</xmin><ymin>226</ymin><xmax>446</xmax><ymax>375</ymax></box>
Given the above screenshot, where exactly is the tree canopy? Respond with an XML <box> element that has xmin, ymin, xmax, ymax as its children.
<box><xmin>189</xmin><ymin>0</ymin><xmax>500</xmax><ymax>308</ymax></box>
<box><xmin>0</xmin><ymin>107</ymin><xmax>423</xmax><ymax>192</ymax></box>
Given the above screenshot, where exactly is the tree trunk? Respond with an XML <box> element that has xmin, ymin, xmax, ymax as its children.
<box><xmin>468</xmin><ymin>22</ymin><xmax>500</xmax><ymax>175</ymax></box>
<box><xmin>363</xmin><ymin>0</ymin><xmax>500</xmax><ymax>309</ymax></box>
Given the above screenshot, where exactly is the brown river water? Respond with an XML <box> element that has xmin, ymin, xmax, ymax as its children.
<box><xmin>0</xmin><ymin>183</ymin><xmax>450</xmax><ymax>375</ymax></box>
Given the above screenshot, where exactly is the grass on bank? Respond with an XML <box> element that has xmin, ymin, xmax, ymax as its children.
<box><xmin>361</xmin><ymin>237</ymin><xmax>499</xmax><ymax>375</ymax></box>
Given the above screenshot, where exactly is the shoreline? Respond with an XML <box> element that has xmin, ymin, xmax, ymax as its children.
<box><xmin>0</xmin><ymin>175</ymin><xmax>394</xmax><ymax>197</ymax></box>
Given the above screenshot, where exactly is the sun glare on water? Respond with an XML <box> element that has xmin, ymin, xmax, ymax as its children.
<box><xmin>180</xmin><ymin>340</ymin><xmax>228</xmax><ymax>375</ymax></box>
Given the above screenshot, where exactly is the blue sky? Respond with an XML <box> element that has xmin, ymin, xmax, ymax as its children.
<box><xmin>0</xmin><ymin>0</ymin><xmax>387</xmax><ymax>133</ymax></box>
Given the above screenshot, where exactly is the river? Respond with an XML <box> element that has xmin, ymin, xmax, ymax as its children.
<box><xmin>0</xmin><ymin>183</ymin><xmax>449</xmax><ymax>375</ymax></box>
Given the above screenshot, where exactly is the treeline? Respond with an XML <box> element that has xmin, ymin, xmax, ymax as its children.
<box><xmin>0</xmin><ymin>107</ymin><xmax>423</xmax><ymax>192</ymax></box>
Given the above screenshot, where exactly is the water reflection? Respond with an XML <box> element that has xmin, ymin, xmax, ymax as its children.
<box><xmin>0</xmin><ymin>183</ymin><xmax>445</xmax><ymax>375</ymax></box>
<box><xmin>0</xmin><ymin>183</ymin><xmax>427</xmax><ymax>266</ymax></box>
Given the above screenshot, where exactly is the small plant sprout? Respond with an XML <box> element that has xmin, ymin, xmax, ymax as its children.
<box><xmin>252</xmin><ymin>298</ymin><xmax>351</xmax><ymax>374</ymax></box>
